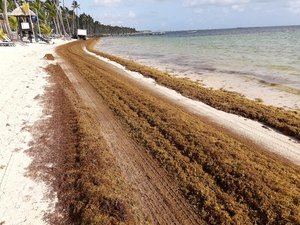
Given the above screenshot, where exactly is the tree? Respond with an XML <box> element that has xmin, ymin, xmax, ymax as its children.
<box><xmin>8</xmin><ymin>16</ymin><xmax>18</xmax><ymax>31</ymax></box>
<box><xmin>2</xmin><ymin>0</ymin><xmax>137</xmax><ymax>39</ymax></box>
<box><xmin>2</xmin><ymin>0</ymin><xmax>12</xmax><ymax>37</ymax></box>
<box><xmin>62</xmin><ymin>6</ymin><xmax>71</xmax><ymax>35</ymax></box>
<box><xmin>55</xmin><ymin>0</ymin><xmax>67</xmax><ymax>35</ymax></box>
<box><xmin>45</xmin><ymin>0</ymin><xmax>61</xmax><ymax>35</ymax></box>
<box><xmin>71</xmin><ymin>0</ymin><xmax>79</xmax><ymax>35</ymax></box>
<box><xmin>31</xmin><ymin>0</ymin><xmax>43</xmax><ymax>35</ymax></box>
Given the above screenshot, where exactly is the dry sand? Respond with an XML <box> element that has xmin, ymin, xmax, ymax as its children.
<box><xmin>0</xmin><ymin>40</ymin><xmax>68</xmax><ymax>225</ymax></box>
<box><xmin>84</xmin><ymin>47</ymin><xmax>300</xmax><ymax>166</ymax></box>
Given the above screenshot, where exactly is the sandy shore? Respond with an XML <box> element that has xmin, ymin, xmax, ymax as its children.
<box><xmin>185</xmin><ymin>71</ymin><xmax>300</xmax><ymax>110</ymax></box>
<box><xmin>0</xmin><ymin>39</ymin><xmax>298</xmax><ymax>224</ymax></box>
<box><xmin>85</xmin><ymin>47</ymin><xmax>300</xmax><ymax>165</ymax></box>
<box><xmin>0</xmin><ymin>40</ymin><xmax>68</xmax><ymax>225</ymax></box>
<box><xmin>96</xmin><ymin>42</ymin><xmax>300</xmax><ymax>111</ymax></box>
<box><xmin>55</xmin><ymin>40</ymin><xmax>299</xmax><ymax>224</ymax></box>
<box><xmin>135</xmin><ymin>59</ymin><xmax>300</xmax><ymax>110</ymax></box>
<box><xmin>126</xmin><ymin>59</ymin><xmax>300</xmax><ymax>110</ymax></box>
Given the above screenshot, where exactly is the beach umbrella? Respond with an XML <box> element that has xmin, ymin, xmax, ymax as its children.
<box><xmin>9</xmin><ymin>6</ymin><xmax>36</xmax><ymax>17</ymax></box>
<box><xmin>9</xmin><ymin>5</ymin><xmax>36</xmax><ymax>41</ymax></box>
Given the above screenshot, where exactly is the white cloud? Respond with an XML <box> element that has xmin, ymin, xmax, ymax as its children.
<box><xmin>231</xmin><ymin>4</ymin><xmax>245</xmax><ymax>11</ymax></box>
<box><xmin>183</xmin><ymin>0</ymin><xmax>250</xmax><ymax>7</ymax></box>
<box><xmin>288</xmin><ymin>0</ymin><xmax>300</xmax><ymax>14</ymax></box>
<box><xmin>100</xmin><ymin>10</ymin><xmax>137</xmax><ymax>26</ymax></box>
<box><xmin>93</xmin><ymin>0</ymin><xmax>122</xmax><ymax>7</ymax></box>
<box><xmin>128</xmin><ymin>11</ymin><xmax>136</xmax><ymax>19</ymax></box>
<box><xmin>184</xmin><ymin>0</ymin><xmax>250</xmax><ymax>13</ymax></box>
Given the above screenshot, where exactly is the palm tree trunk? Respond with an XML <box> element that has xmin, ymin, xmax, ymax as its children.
<box><xmin>56</xmin><ymin>16</ymin><xmax>62</xmax><ymax>36</ymax></box>
<box><xmin>53</xmin><ymin>19</ymin><xmax>58</xmax><ymax>35</ymax></box>
<box><xmin>2</xmin><ymin>0</ymin><xmax>12</xmax><ymax>38</ymax></box>
<box><xmin>35</xmin><ymin>9</ymin><xmax>41</xmax><ymax>36</ymax></box>
<box><xmin>59</xmin><ymin>10</ymin><xmax>66</xmax><ymax>35</ymax></box>
<box><xmin>76</xmin><ymin>9</ymin><xmax>79</xmax><ymax>30</ymax></box>
<box><xmin>72</xmin><ymin>11</ymin><xmax>75</xmax><ymax>35</ymax></box>
<box><xmin>65</xmin><ymin>13</ymin><xmax>71</xmax><ymax>35</ymax></box>
<box><xmin>56</xmin><ymin>4</ymin><xmax>66</xmax><ymax>36</ymax></box>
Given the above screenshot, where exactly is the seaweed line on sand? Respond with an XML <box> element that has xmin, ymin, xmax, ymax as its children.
<box><xmin>87</xmin><ymin>38</ymin><xmax>300</xmax><ymax>140</ymax></box>
<box><xmin>57</xmin><ymin>41</ymin><xmax>300</xmax><ymax>225</ymax></box>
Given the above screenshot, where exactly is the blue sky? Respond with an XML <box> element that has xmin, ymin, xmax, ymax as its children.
<box><xmin>64</xmin><ymin>0</ymin><xmax>300</xmax><ymax>31</ymax></box>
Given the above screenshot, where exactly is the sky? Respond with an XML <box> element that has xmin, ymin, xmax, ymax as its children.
<box><xmin>64</xmin><ymin>0</ymin><xmax>300</xmax><ymax>31</ymax></box>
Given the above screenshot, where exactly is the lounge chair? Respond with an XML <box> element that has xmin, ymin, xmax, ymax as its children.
<box><xmin>36</xmin><ymin>34</ymin><xmax>50</xmax><ymax>44</ymax></box>
<box><xmin>0</xmin><ymin>36</ymin><xmax>15</xmax><ymax>47</ymax></box>
<box><xmin>0</xmin><ymin>41</ymin><xmax>15</xmax><ymax>46</ymax></box>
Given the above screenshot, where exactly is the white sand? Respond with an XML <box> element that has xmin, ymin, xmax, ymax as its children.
<box><xmin>0</xmin><ymin>40</ymin><xmax>68</xmax><ymax>225</ymax></box>
<box><xmin>85</xmin><ymin>48</ymin><xmax>300</xmax><ymax>165</ymax></box>
<box><xmin>186</xmin><ymin>72</ymin><xmax>300</xmax><ymax>110</ymax></box>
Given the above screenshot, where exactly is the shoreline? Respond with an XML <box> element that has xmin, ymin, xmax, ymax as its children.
<box><xmin>1</xmin><ymin>38</ymin><xmax>299</xmax><ymax>224</ymax></box>
<box><xmin>185</xmin><ymin>71</ymin><xmax>300</xmax><ymax>110</ymax></box>
<box><xmin>97</xmin><ymin>38</ymin><xmax>300</xmax><ymax>111</ymax></box>
<box><xmin>84</xmin><ymin>44</ymin><xmax>300</xmax><ymax>165</ymax></box>
<box><xmin>56</xmin><ymin>40</ymin><xmax>300</xmax><ymax>224</ymax></box>
<box><xmin>88</xmin><ymin>39</ymin><xmax>300</xmax><ymax>140</ymax></box>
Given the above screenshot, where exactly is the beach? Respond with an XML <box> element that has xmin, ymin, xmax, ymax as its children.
<box><xmin>0</xmin><ymin>38</ymin><xmax>299</xmax><ymax>224</ymax></box>
<box><xmin>98</xmin><ymin>27</ymin><xmax>300</xmax><ymax>110</ymax></box>
<box><xmin>0</xmin><ymin>39</ymin><xmax>69</xmax><ymax>224</ymax></box>
<box><xmin>57</xmin><ymin>39</ymin><xmax>299</xmax><ymax>224</ymax></box>
<box><xmin>1</xmin><ymin>0</ymin><xmax>300</xmax><ymax>222</ymax></box>
<box><xmin>85</xmin><ymin>47</ymin><xmax>300</xmax><ymax>165</ymax></box>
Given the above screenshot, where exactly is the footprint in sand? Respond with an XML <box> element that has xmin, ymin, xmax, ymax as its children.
<box><xmin>34</xmin><ymin>95</ymin><xmax>40</xmax><ymax>100</ymax></box>
<box><xmin>23</xmin><ymin>195</ymin><xmax>32</xmax><ymax>202</ymax></box>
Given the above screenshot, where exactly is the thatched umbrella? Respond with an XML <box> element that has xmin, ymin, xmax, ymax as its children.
<box><xmin>8</xmin><ymin>6</ymin><xmax>37</xmax><ymax>41</ymax></box>
<box><xmin>9</xmin><ymin>6</ymin><xmax>36</xmax><ymax>17</ymax></box>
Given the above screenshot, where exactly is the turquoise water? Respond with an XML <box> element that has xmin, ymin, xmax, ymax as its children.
<box><xmin>97</xmin><ymin>26</ymin><xmax>300</xmax><ymax>90</ymax></box>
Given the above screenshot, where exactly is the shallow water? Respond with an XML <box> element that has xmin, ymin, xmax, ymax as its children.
<box><xmin>97</xmin><ymin>26</ymin><xmax>300</xmax><ymax>91</ymax></box>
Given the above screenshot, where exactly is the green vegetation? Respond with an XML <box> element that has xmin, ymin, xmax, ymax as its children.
<box><xmin>87</xmin><ymin>39</ymin><xmax>300</xmax><ymax>140</ymax></box>
<box><xmin>0</xmin><ymin>29</ymin><xmax>6</xmax><ymax>40</ymax></box>
<box><xmin>0</xmin><ymin>0</ymin><xmax>136</xmax><ymax>39</ymax></box>
<box><xmin>8</xmin><ymin>16</ymin><xmax>17</xmax><ymax>31</ymax></box>
<box><xmin>58</xmin><ymin>41</ymin><xmax>300</xmax><ymax>225</ymax></box>
<box><xmin>40</xmin><ymin>23</ymin><xmax>52</xmax><ymax>36</ymax></box>
<box><xmin>0</xmin><ymin>0</ymin><xmax>12</xmax><ymax>37</ymax></box>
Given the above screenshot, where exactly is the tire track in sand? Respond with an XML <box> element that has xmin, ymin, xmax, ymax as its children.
<box><xmin>56</xmin><ymin>50</ymin><xmax>204</xmax><ymax>225</ymax></box>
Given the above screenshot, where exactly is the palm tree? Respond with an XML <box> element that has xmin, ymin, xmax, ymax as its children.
<box><xmin>71</xmin><ymin>0</ymin><xmax>79</xmax><ymax>35</ymax></box>
<box><xmin>2</xmin><ymin>0</ymin><xmax>12</xmax><ymax>38</ymax></box>
<box><xmin>31</xmin><ymin>0</ymin><xmax>43</xmax><ymax>35</ymax></box>
<box><xmin>45</xmin><ymin>0</ymin><xmax>61</xmax><ymax>35</ymax></box>
<box><xmin>55</xmin><ymin>0</ymin><xmax>67</xmax><ymax>36</ymax></box>
<box><xmin>62</xmin><ymin>6</ymin><xmax>71</xmax><ymax>35</ymax></box>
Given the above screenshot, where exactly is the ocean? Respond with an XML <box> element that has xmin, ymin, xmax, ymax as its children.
<box><xmin>96</xmin><ymin>26</ymin><xmax>300</xmax><ymax>106</ymax></box>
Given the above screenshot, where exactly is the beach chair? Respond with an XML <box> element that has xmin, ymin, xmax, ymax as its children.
<box><xmin>36</xmin><ymin>34</ymin><xmax>50</xmax><ymax>44</ymax></box>
<box><xmin>0</xmin><ymin>35</ymin><xmax>15</xmax><ymax>47</ymax></box>
<box><xmin>0</xmin><ymin>41</ymin><xmax>15</xmax><ymax>46</ymax></box>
